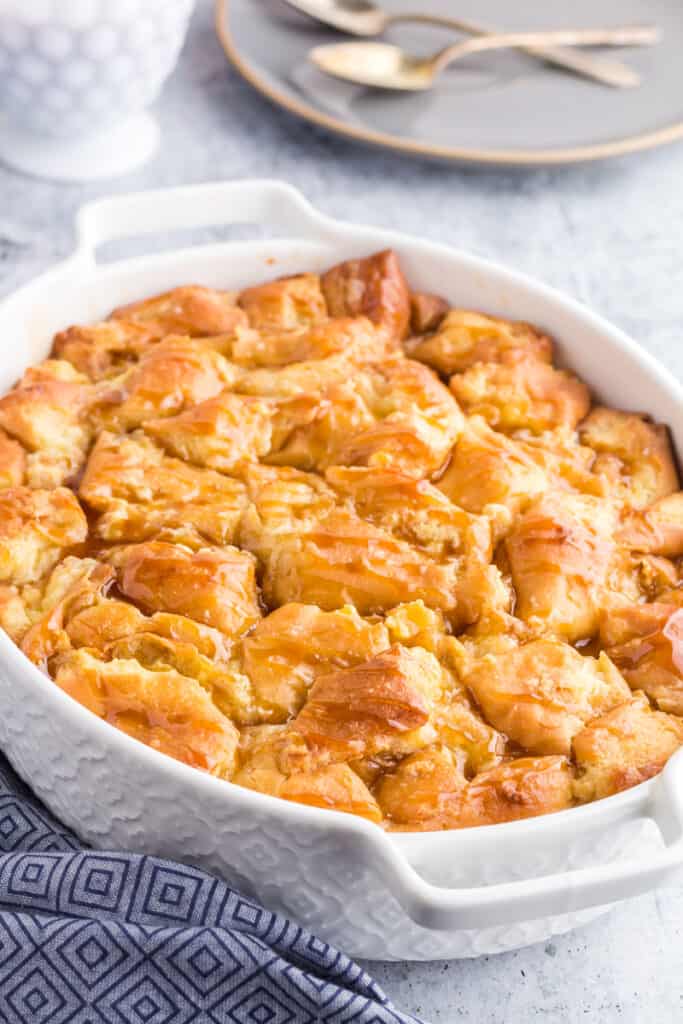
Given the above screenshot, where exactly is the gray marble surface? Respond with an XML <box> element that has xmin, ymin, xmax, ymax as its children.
<box><xmin>1</xmin><ymin>2</ymin><xmax>682</xmax><ymax>1021</ymax></box>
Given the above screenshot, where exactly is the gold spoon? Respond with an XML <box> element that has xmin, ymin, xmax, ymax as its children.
<box><xmin>286</xmin><ymin>0</ymin><xmax>658</xmax><ymax>89</ymax></box>
<box><xmin>310</xmin><ymin>27</ymin><xmax>656</xmax><ymax>91</ymax></box>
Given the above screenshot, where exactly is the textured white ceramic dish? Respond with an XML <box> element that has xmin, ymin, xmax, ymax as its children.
<box><xmin>0</xmin><ymin>179</ymin><xmax>682</xmax><ymax>961</ymax></box>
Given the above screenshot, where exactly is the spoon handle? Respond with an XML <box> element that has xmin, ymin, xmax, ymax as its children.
<box><xmin>387</xmin><ymin>17</ymin><xmax>658</xmax><ymax>88</ymax></box>
<box><xmin>429</xmin><ymin>27</ymin><xmax>657</xmax><ymax>87</ymax></box>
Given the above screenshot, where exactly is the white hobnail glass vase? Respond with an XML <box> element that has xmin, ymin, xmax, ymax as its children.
<box><xmin>0</xmin><ymin>0</ymin><xmax>196</xmax><ymax>179</ymax></box>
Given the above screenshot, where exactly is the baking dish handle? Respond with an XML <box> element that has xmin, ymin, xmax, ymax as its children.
<box><xmin>74</xmin><ymin>180</ymin><xmax>342</xmax><ymax>264</ymax></box>
<box><xmin>373</xmin><ymin>748</ymin><xmax>683</xmax><ymax>931</ymax></box>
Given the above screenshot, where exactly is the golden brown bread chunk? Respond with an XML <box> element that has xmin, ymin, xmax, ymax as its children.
<box><xmin>20</xmin><ymin>557</ymin><xmax>115</xmax><ymax>665</ymax></box>
<box><xmin>79</xmin><ymin>431</ymin><xmax>248</xmax><ymax>544</ymax></box>
<box><xmin>0</xmin><ymin>585</ymin><xmax>31</xmax><ymax>642</ymax></box>
<box><xmin>379</xmin><ymin>750</ymin><xmax>573</xmax><ymax>829</ymax></box>
<box><xmin>0</xmin><ymin>487</ymin><xmax>87</xmax><ymax>585</ymax></box>
<box><xmin>608</xmin><ymin>551</ymin><xmax>678</xmax><ymax>618</ymax></box>
<box><xmin>0</xmin><ymin>429</ymin><xmax>25</xmax><ymax>489</ymax></box>
<box><xmin>52</xmin><ymin>319</ymin><xmax>160</xmax><ymax>380</ymax></box>
<box><xmin>240</xmin><ymin>463</ymin><xmax>338</xmax><ymax>538</ymax></box>
<box><xmin>379</xmin><ymin>601</ymin><xmax>474</xmax><ymax>697</ymax></box>
<box><xmin>143</xmin><ymin>392</ymin><xmax>273</xmax><ymax>473</ymax></box>
<box><xmin>384</xmin><ymin>600</ymin><xmax>451</xmax><ymax>654</ymax></box>
<box><xmin>67</xmin><ymin>600</ymin><xmax>149</xmax><ymax>651</ymax></box>
<box><xmin>269</xmin><ymin>357</ymin><xmax>463</xmax><ymax>478</ymax></box>
<box><xmin>326</xmin><ymin>466</ymin><xmax>507</xmax><ymax>628</ymax></box>
<box><xmin>239</xmin><ymin>274</ymin><xmax>327</xmax><ymax>332</ymax></box>
<box><xmin>458</xmin><ymin>756</ymin><xmax>574</xmax><ymax>827</ymax></box>
<box><xmin>600</xmin><ymin>594</ymin><xmax>683</xmax><ymax>648</ymax></box>
<box><xmin>617</xmin><ymin>492</ymin><xmax>683</xmax><ymax>558</ymax></box>
<box><xmin>326</xmin><ymin>357</ymin><xmax>463</xmax><ymax>477</ymax></box>
<box><xmin>235</xmin><ymin>727</ymin><xmax>382</xmax><ymax>821</ymax></box>
<box><xmin>290</xmin><ymin>644</ymin><xmax>441</xmax><ymax>767</ymax></box>
<box><xmin>19</xmin><ymin>568</ymin><xmax>246</xmax><ymax>732</ymax></box>
<box><xmin>44</xmin><ymin>600</ymin><xmax>144</xmax><ymax>664</ymax></box>
<box><xmin>67</xmin><ymin>601</ymin><xmax>232</xmax><ymax>664</ymax></box>
<box><xmin>0</xmin><ymin>360</ymin><xmax>92</xmax><ymax>487</ymax></box>
<box><xmin>607</xmin><ymin>607</ymin><xmax>683</xmax><ymax>716</ymax></box>
<box><xmin>326</xmin><ymin>465</ymin><xmax>490</xmax><ymax>560</ymax></box>
<box><xmin>0</xmin><ymin>555</ymin><xmax>110</xmax><ymax>649</ymax></box>
<box><xmin>279</xmin><ymin>763</ymin><xmax>382</xmax><ymax>820</ymax></box>
<box><xmin>17</xmin><ymin>554</ymin><xmax>244</xmax><ymax>673</ymax></box>
<box><xmin>653</xmin><ymin>584</ymin><xmax>683</xmax><ymax>606</ymax></box>
<box><xmin>436</xmin><ymin>416</ymin><xmax>551</xmax><ymax>517</ymax></box>
<box><xmin>451</xmin><ymin>360</ymin><xmax>590</xmax><ymax>434</ymax></box>
<box><xmin>376</xmin><ymin>747</ymin><xmax>467</xmax><ymax>829</ymax></box>
<box><xmin>241</xmin><ymin>603</ymin><xmax>389</xmax><ymax>722</ymax></box>
<box><xmin>90</xmin><ymin>336</ymin><xmax>237</xmax><ymax>432</ymax></box>
<box><xmin>111</xmin><ymin>285</ymin><xmax>247</xmax><ymax>338</ymax></box>
<box><xmin>435</xmin><ymin>417</ymin><xmax>600</xmax><ymax>526</ymax></box>
<box><xmin>505</xmin><ymin>492</ymin><xmax>617</xmax><ymax>642</ymax></box>
<box><xmin>321</xmin><ymin>249</ymin><xmax>411</xmax><ymax>340</ymax></box>
<box><xmin>54</xmin><ymin>648</ymin><xmax>239</xmax><ymax>776</ymax></box>
<box><xmin>107</xmin><ymin>631</ymin><xmax>256</xmax><ymax>726</ymax></box>
<box><xmin>108</xmin><ymin>541</ymin><xmax>261</xmax><ymax>637</ymax></box>
<box><xmin>573</xmin><ymin>693</ymin><xmax>683</xmax><ymax>801</ymax></box>
<box><xmin>409</xmin><ymin>292</ymin><xmax>449</xmax><ymax>335</ymax></box>
<box><xmin>241</xmin><ymin>463</ymin><xmax>500</xmax><ymax>627</ymax></box>
<box><xmin>231</xmin><ymin>315</ymin><xmax>392</xmax><ymax>369</ymax></box>
<box><xmin>634</xmin><ymin>555</ymin><xmax>681</xmax><ymax>600</ymax></box>
<box><xmin>236</xmin><ymin>351</ymin><xmax>361</xmax><ymax>400</ymax></box>
<box><xmin>88</xmin><ymin>625</ymin><xmax>254</xmax><ymax>730</ymax></box>
<box><xmin>434</xmin><ymin>697</ymin><xmax>506</xmax><ymax>775</ymax></box>
<box><xmin>409</xmin><ymin>309</ymin><xmax>552</xmax><ymax>376</ymax></box>
<box><xmin>579</xmin><ymin>407</ymin><xmax>679</xmax><ymax>507</ymax></box>
<box><xmin>245</xmin><ymin>506</ymin><xmax>461</xmax><ymax>617</ymax></box>
<box><xmin>463</xmin><ymin>639</ymin><xmax>630</xmax><ymax>756</ymax></box>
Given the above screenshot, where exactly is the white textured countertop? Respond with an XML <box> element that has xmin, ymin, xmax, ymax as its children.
<box><xmin>1</xmin><ymin>2</ymin><xmax>682</xmax><ymax>1020</ymax></box>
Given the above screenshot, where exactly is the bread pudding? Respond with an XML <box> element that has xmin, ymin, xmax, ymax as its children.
<box><xmin>1</xmin><ymin>249</ymin><xmax>682</xmax><ymax>832</ymax></box>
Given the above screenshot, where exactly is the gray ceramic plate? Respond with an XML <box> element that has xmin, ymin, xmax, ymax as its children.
<box><xmin>215</xmin><ymin>0</ymin><xmax>683</xmax><ymax>166</ymax></box>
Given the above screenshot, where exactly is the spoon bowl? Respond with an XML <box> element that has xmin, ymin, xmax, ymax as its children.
<box><xmin>283</xmin><ymin>0</ymin><xmax>387</xmax><ymax>35</ymax></box>
<box><xmin>311</xmin><ymin>41</ymin><xmax>433</xmax><ymax>90</ymax></box>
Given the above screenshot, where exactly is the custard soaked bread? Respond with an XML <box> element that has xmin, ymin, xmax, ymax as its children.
<box><xmin>1</xmin><ymin>249</ymin><xmax>681</xmax><ymax>830</ymax></box>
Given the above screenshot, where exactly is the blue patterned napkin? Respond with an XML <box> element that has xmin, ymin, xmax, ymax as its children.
<box><xmin>0</xmin><ymin>753</ymin><xmax>423</xmax><ymax>1023</ymax></box>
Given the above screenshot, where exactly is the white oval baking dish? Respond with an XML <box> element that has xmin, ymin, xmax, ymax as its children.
<box><xmin>0</xmin><ymin>179</ymin><xmax>681</xmax><ymax>962</ymax></box>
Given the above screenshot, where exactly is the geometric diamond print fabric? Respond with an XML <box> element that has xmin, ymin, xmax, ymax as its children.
<box><xmin>0</xmin><ymin>756</ymin><xmax>424</xmax><ymax>1024</ymax></box>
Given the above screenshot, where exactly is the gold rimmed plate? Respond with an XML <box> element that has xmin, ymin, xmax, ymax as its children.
<box><xmin>215</xmin><ymin>0</ymin><xmax>683</xmax><ymax>167</ymax></box>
